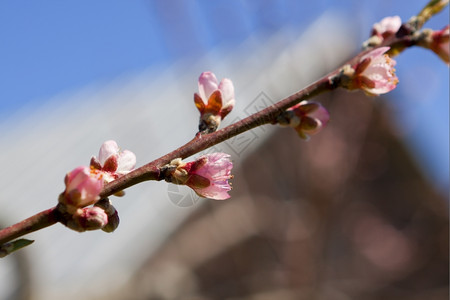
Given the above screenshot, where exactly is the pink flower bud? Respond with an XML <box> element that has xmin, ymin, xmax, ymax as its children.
<box><xmin>281</xmin><ymin>101</ymin><xmax>330</xmax><ymax>139</ymax></box>
<box><xmin>348</xmin><ymin>47</ymin><xmax>398</xmax><ymax>95</ymax></box>
<box><xmin>430</xmin><ymin>25</ymin><xmax>449</xmax><ymax>65</ymax></box>
<box><xmin>194</xmin><ymin>71</ymin><xmax>235</xmax><ymax>133</ymax></box>
<box><xmin>95</xmin><ymin>199</ymin><xmax>120</xmax><ymax>233</ymax></box>
<box><xmin>90</xmin><ymin>140</ymin><xmax>136</xmax><ymax>182</ymax></box>
<box><xmin>61</xmin><ymin>166</ymin><xmax>104</xmax><ymax>208</ymax></box>
<box><xmin>371</xmin><ymin>16</ymin><xmax>402</xmax><ymax>40</ymax></box>
<box><xmin>167</xmin><ymin>153</ymin><xmax>233</xmax><ymax>200</ymax></box>
<box><xmin>67</xmin><ymin>206</ymin><xmax>109</xmax><ymax>232</ymax></box>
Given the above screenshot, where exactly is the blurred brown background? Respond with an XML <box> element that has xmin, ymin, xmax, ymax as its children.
<box><xmin>99</xmin><ymin>90</ymin><xmax>449</xmax><ymax>300</ymax></box>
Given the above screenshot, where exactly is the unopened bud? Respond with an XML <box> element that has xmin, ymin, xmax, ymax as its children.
<box><xmin>194</xmin><ymin>72</ymin><xmax>235</xmax><ymax>133</ymax></box>
<box><xmin>60</xmin><ymin>166</ymin><xmax>103</xmax><ymax>209</ymax></box>
<box><xmin>66</xmin><ymin>207</ymin><xmax>108</xmax><ymax>232</ymax></box>
<box><xmin>278</xmin><ymin>101</ymin><xmax>330</xmax><ymax>140</ymax></box>
<box><xmin>95</xmin><ymin>199</ymin><xmax>120</xmax><ymax>233</ymax></box>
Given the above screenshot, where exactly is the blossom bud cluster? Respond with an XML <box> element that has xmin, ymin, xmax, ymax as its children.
<box><xmin>59</xmin><ymin>137</ymin><xmax>235</xmax><ymax>231</ymax></box>
<box><xmin>364</xmin><ymin>15</ymin><xmax>449</xmax><ymax>65</ymax></box>
<box><xmin>59</xmin><ymin>140</ymin><xmax>135</xmax><ymax>232</ymax></box>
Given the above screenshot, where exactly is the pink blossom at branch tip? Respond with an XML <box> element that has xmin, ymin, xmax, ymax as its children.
<box><xmin>169</xmin><ymin>153</ymin><xmax>233</xmax><ymax>200</ymax></box>
<box><xmin>194</xmin><ymin>71</ymin><xmax>235</xmax><ymax>132</ymax></box>
<box><xmin>430</xmin><ymin>25</ymin><xmax>449</xmax><ymax>65</ymax></box>
<box><xmin>285</xmin><ymin>101</ymin><xmax>330</xmax><ymax>140</ymax></box>
<box><xmin>371</xmin><ymin>16</ymin><xmax>402</xmax><ymax>40</ymax></box>
<box><xmin>353</xmin><ymin>47</ymin><xmax>398</xmax><ymax>95</ymax></box>
<box><xmin>90</xmin><ymin>140</ymin><xmax>136</xmax><ymax>183</ymax></box>
<box><xmin>197</xmin><ymin>71</ymin><xmax>235</xmax><ymax>114</ymax></box>
<box><xmin>61</xmin><ymin>166</ymin><xmax>104</xmax><ymax>208</ymax></box>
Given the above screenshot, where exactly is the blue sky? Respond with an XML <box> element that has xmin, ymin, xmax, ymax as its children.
<box><xmin>0</xmin><ymin>0</ymin><xmax>448</xmax><ymax>192</ymax></box>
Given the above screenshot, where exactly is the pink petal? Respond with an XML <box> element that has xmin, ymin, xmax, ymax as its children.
<box><xmin>195</xmin><ymin>153</ymin><xmax>232</xmax><ymax>177</ymax></box>
<box><xmin>372</xmin><ymin>16</ymin><xmax>401</xmax><ymax>36</ymax></box>
<box><xmin>65</xmin><ymin>166</ymin><xmax>88</xmax><ymax>190</ymax></box>
<box><xmin>361</xmin><ymin>47</ymin><xmax>390</xmax><ymax>62</ymax></box>
<box><xmin>64</xmin><ymin>166</ymin><xmax>103</xmax><ymax>207</ymax></box>
<box><xmin>198</xmin><ymin>71</ymin><xmax>219</xmax><ymax>101</ymax></box>
<box><xmin>189</xmin><ymin>153</ymin><xmax>233</xmax><ymax>200</ymax></box>
<box><xmin>218</xmin><ymin>78</ymin><xmax>235</xmax><ymax>105</ymax></box>
<box><xmin>194</xmin><ymin>184</ymin><xmax>231</xmax><ymax>200</ymax></box>
<box><xmin>116</xmin><ymin>150</ymin><xmax>136</xmax><ymax>174</ymax></box>
<box><xmin>363</xmin><ymin>79</ymin><xmax>397</xmax><ymax>94</ymax></box>
<box><xmin>98</xmin><ymin>140</ymin><xmax>119</xmax><ymax>166</ymax></box>
<box><xmin>309</xmin><ymin>104</ymin><xmax>330</xmax><ymax>127</ymax></box>
<box><xmin>78</xmin><ymin>175</ymin><xmax>103</xmax><ymax>203</ymax></box>
<box><xmin>358</xmin><ymin>48</ymin><xmax>398</xmax><ymax>95</ymax></box>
